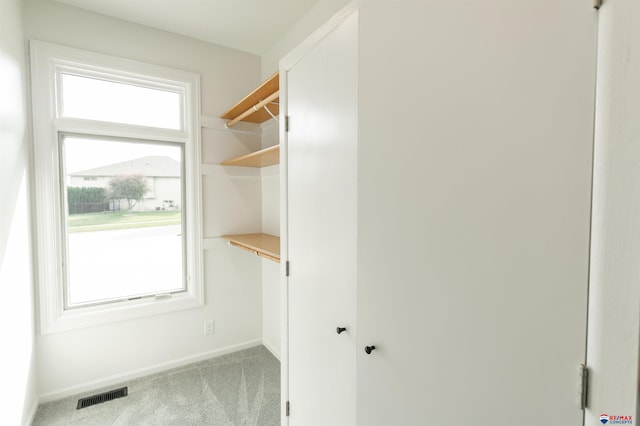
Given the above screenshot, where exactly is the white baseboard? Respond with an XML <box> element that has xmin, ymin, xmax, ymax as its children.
<box><xmin>262</xmin><ymin>338</ymin><xmax>281</xmax><ymax>361</ymax></box>
<box><xmin>24</xmin><ymin>398</ymin><xmax>40</xmax><ymax>426</ymax></box>
<box><xmin>38</xmin><ymin>339</ymin><xmax>262</xmax><ymax>403</ymax></box>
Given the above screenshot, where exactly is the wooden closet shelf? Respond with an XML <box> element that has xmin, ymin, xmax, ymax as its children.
<box><xmin>221</xmin><ymin>145</ymin><xmax>279</xmax><ymax>167</ymax></box>
<box><xmin>222</xmin><ymin>233</ymin><xmax>280</xmax><ymax>263</ymax></box>
<box><xmin>221</xmin><ymin>72</ymin><xmax>279</xmax><ymax>126</ymax></box>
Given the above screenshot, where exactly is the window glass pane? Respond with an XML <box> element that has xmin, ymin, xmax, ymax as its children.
<box><xmin>62</xmin><ymin>137</ymin><xmax>185</xmax><ymax>307</ymax></box>
<box><xmin>60</xmin><ymin>73</ymin><xmax>182</xmax><ymax>130</ymax></box>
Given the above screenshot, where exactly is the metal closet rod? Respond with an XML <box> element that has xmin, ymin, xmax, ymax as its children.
<box><xmin>225</xmin><ymin>90</ymin><xmax>280</xmax><ymax>128</ymax></box>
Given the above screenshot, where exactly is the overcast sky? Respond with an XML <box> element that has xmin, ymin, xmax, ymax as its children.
<box><xmin>63</xmin><ymin>137</ymin><xmax>182</xmax><ymax>174</ymax></box>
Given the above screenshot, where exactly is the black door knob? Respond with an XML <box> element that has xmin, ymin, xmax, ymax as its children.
<box><xmin>336</xmin><ymin>327</ymin><xmax>347</xmax><ymax>334</ymax></box>
<box><xmin>365</xmin><ymin>345</ymin><xmax>376</xmax><ymax>354</ymax></box>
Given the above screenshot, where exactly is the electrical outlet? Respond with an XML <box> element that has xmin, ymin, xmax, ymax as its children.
<box><xmin>204</xmin><ymin>320</ymin><xmax>215</xmax><ymax>336</ymax></box>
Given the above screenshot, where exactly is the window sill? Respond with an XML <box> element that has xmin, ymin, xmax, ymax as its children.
<box><xmin>40</xmin><ymin>290</ymin><xmax>203</xmax><ymax>335</ymax></box>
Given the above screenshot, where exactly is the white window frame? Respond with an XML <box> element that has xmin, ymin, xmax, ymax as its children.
<box><xmin>30</xmin><ymin>40</ymin><xmax>203</xmax><ymax>334</ymax></box>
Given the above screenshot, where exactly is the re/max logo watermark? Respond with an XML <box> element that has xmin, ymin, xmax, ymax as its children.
<box><xmin>601</xmin><ymin>414</ymin><xmax>633</xmax><ymax>425</ymax></box>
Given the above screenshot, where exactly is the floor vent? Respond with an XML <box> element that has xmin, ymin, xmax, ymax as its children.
<box><xmin>77</xmin><ymin>387</ymin><xmax>128</xmax><ymax>409</ymax></box>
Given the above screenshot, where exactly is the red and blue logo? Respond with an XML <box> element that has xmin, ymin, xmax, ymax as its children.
<box><xmin>600</xmin><ymin>414</ymin><xmax>633</xmax><ymax>425</ymax></box>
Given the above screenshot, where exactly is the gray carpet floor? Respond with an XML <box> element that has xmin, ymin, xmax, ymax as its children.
<box><xmin>31</xmin><ymin>345</ymin><xmax>280</xmax><ymax>426</ymax></box>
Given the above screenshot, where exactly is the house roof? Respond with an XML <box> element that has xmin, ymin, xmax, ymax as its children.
<box><xmin>70</xmin><ymin>156</ymin><xmax>180</xmax><ymax>178</ymax></box>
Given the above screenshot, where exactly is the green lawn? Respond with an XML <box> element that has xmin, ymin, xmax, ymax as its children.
<box><xmin>68</xmin><ymin>210</ymin><xmax>182</xmax><ymax>232</ymax></box>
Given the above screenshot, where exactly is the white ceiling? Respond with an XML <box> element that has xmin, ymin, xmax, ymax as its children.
<box><xmin>52</xmin><ymin>0</ymin><xmax>319</xmax><ymax>55</ymax></box>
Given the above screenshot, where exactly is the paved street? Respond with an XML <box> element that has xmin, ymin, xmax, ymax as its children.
<box><xmin>67</xmin><ymin>225</ymin><xmax>183</xmax><ymax>305</ymax></box>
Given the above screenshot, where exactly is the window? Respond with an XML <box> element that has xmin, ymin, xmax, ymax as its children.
<box><xmin>60</xmin><ymin>73</ymin><xmax>182</xmax><ymax>129</ymax></box>
<box><xmin>61</xmin><ymin>137</ymin><xmax>185</xmax><ymax>308</ymax></box>
<box><xmin>30</xmin><ymin>41</ymin><xmax>202</xmax><ymax>333</ymax></box>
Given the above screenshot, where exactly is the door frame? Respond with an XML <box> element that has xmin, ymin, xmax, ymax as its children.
<box><xmin>585</xmin><ymin>1</ymin><xmax>640</xmax><ymax>423</ymax></box>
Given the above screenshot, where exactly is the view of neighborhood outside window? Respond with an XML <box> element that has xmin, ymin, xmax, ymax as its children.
<box><xmin>61</xmin><ymin>137</ymin><xmax>186</xmax><ymax>307</ymax></box>
<box><xmin>60</xmin><ymin>73</ymin><xmax>182</xmax><ymax>130</ymax></box>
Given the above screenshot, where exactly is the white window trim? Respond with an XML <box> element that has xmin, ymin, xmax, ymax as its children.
<box><xmin>30</xmin><ymin>40</ymin><xmax>203</xmax><ymax>334</ymax></box>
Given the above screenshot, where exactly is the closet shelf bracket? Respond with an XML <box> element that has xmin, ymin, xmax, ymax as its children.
<box><xmin>225</xmin><ymin>91</ymin><xmax>280</xmax><ymax>128</ymax></box>
<box><xmin>263</xmin><ymin>103</ymin><xmax>279</xmax><ymax>122</ymax></box>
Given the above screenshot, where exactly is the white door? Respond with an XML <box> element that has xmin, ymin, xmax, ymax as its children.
<box><xmin>355</xmin><ymin>2</ymin><xmax>597</xmax><ymax>425</ymax></box>
<box><xmin>285</xmin><ymin>10</ymin><xmax>358</xmax><ymax>426</ymax></box>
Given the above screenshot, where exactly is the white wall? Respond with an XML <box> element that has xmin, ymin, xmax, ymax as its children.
<box><xmin>261</xmin><ymin>0</ymin><xmax>351</xmax><ymax>78</ymax></box>
<box><xmin>261</xmin><ymin>121</ymin><xmax>280</xmax><ymax>238</ymax></box>
<box><xmin>586</xmin><ymin>0</ymin><xmax>640</xmax><ymax>422</ymax></box>
<box><xmin>24</xmin><ymin>0</ymin><xmax>266</xmax><ymax>399</ymax></box>
<box><xmin>261</xmin><ymin>258</ymin><xmax>280</xmax><ymax>358</ymax></box>
<box><xmin>261</xmin><ymin>120</ymin><xmax>281</xmax><ymax>357</ymax></box>
<box><xmin>0</xmin><ymin>0</ymin><xmax>39</xmax><ymax>423</ymax></box>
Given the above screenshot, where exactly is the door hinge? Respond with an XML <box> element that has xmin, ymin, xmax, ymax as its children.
<box><xmin>286</xmin><ymin>261</ymin><xmax>290</xmax><ymax>277</ymax></box>
<box><xmin>579</xmin><ymin>364</ymin><xmax>589</xmax><ymax>410</ymax></box>
<box><xmin>286</xmin><ymin>400</ymin><xmax>290</xmax><ymax>416</ymax></box>
<box><xmin>285</xmin><ymin>115</ymin><xmax>290</xmax><ymax>132</ymax></box>
<box><xmin>593</xmin><ymin>0</ymin><xmax>602</xmax><ymax>9</ymax></box>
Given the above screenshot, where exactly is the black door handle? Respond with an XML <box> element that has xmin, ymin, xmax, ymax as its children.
<box><xmin>365</xmin><ymin>345</ymin><xmax>376</xmax><ymax>354</ymax></box>
<box><xmin>336</xmin><ymin>327</ymin><xmax>347</xmax><ymax>334</ymax></box>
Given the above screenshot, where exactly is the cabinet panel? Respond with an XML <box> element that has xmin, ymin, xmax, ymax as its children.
<box><xmin>286</xmin><ymin>11</ymin><xmax>358</xmax><ymax>426</ymax></box>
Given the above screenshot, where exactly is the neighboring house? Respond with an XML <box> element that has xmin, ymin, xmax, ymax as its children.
<box><xmin>69</xmin><ymin>155</ymin><xmax>181</xmax><ymax>211</ymax></box>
